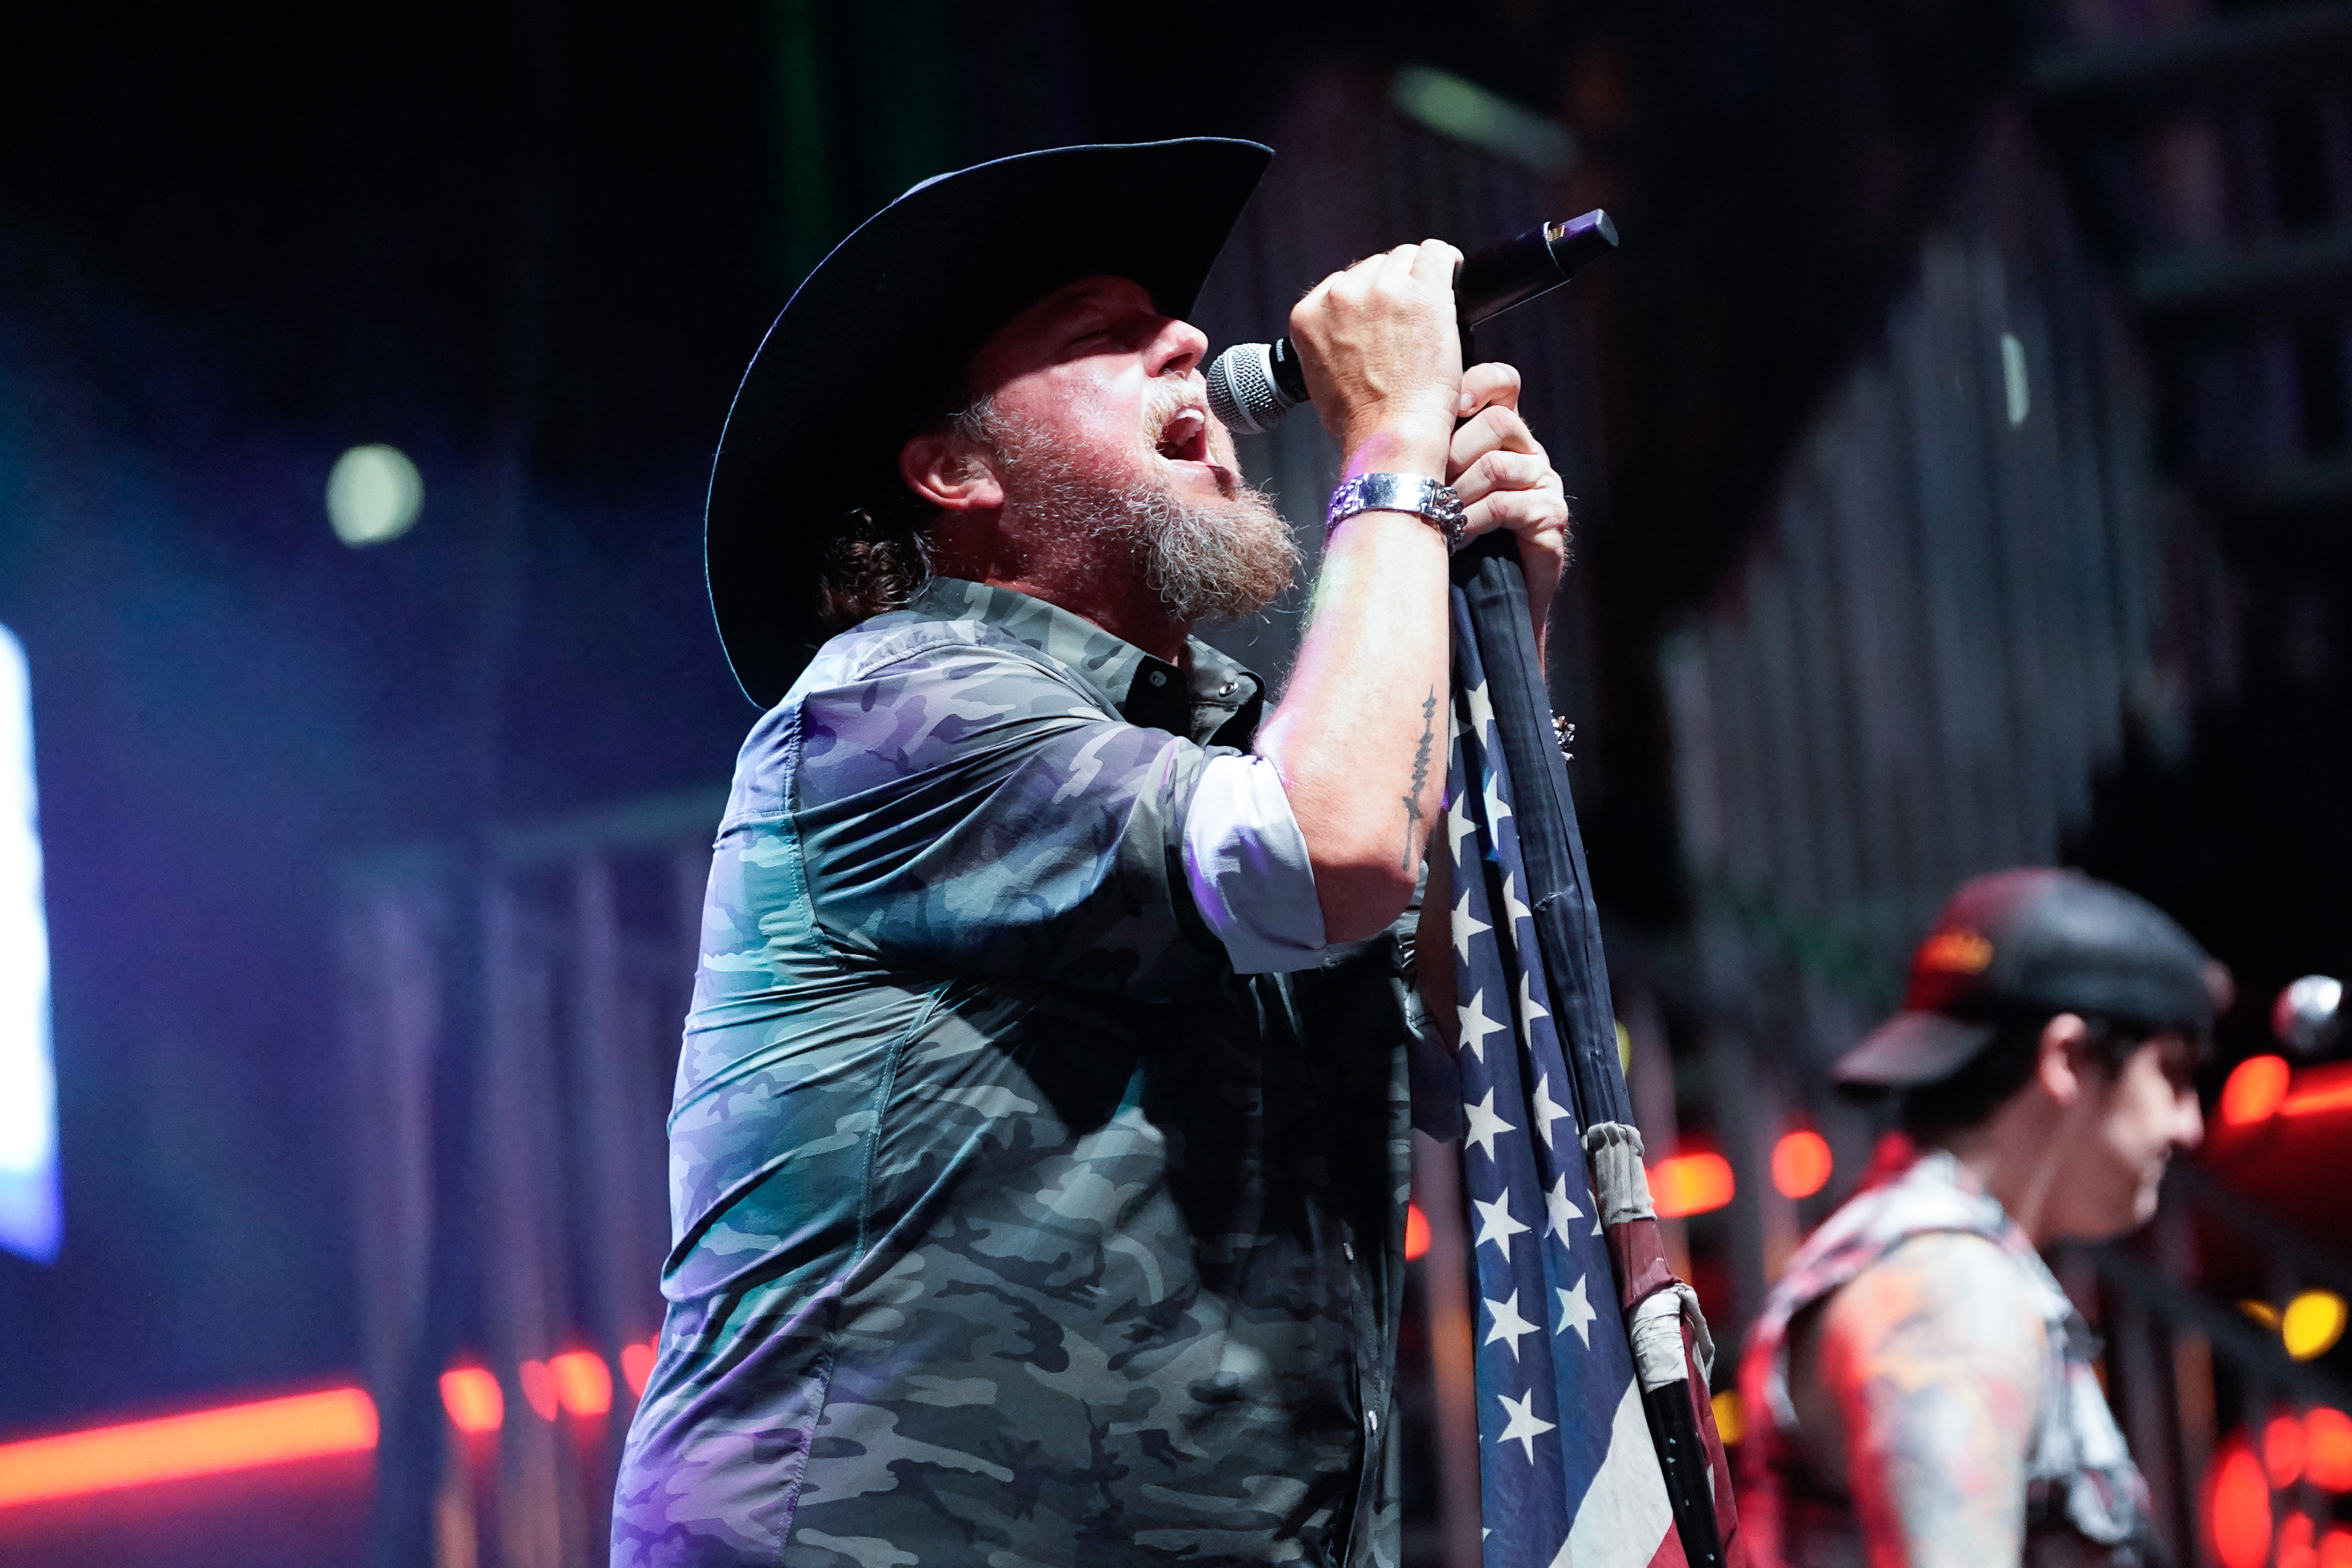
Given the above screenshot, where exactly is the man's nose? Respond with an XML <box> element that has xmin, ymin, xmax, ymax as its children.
<box><xmin>1148</xmin><ymin>317</ymin><xmax>1209</xmax><ymax>380</ymax></box>
<box><xmin>2177</xmin><ymin>1089</ymin><xmax>2205</xmax><ymax>1151</ymax></box>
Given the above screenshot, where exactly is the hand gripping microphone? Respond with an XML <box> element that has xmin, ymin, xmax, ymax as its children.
<box><xmin>1204</xmin><ymin>209</ymin><xmax>1619</xmax><ymax>435</ymax></box>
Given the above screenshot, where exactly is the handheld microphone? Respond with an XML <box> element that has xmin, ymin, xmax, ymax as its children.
<box><xmin>1204</xmin><ymin>209</ymin><xmax>1619</xmax><ymax>435</ymax></box>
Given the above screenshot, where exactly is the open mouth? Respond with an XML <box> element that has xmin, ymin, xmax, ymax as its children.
<box><xmin>1154</xmin><ymin>406</ymin><xmax>1212</xmax><ymax>465</ymax></box>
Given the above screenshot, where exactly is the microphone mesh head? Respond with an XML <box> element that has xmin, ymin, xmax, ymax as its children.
<box><xmin>1205</xmin><ymin>341</ymin><xmax>1291</xmax><ymax>435</ymax></box>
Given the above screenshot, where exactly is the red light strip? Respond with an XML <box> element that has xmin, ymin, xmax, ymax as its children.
<box><xmin>2282</xmin><ymin>1080</ymin><xmax>2352</xmax><ymax>1119</ymax></box>
<box><xmin>0</xmin><ymin>1388</ymin><xmax>377</xmax><ymax>1509</ymax></box>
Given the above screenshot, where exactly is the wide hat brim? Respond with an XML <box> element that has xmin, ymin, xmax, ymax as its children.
<box><xmin>705</xmin><ymin>138</ymin><xmax>1275</xmax><ymax>708</ymax></box>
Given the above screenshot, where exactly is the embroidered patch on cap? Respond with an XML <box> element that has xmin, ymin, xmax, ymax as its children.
<box><xmin>1918</xmin><ymin>928</ymin><xmax>1994</xmax><ymax>976</ymax></box>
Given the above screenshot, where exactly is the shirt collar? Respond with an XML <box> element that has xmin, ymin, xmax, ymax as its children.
<box><xmin>907</xmin><ymin>576</ymin><xmax>1264</xmax><ymax>745</ymax></box>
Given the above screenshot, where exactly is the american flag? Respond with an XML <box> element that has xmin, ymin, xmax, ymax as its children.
<box><xmin>1444</xmin><ymin>591</ymin><xmax>1682</xmax><ymax>1568</ymax></box>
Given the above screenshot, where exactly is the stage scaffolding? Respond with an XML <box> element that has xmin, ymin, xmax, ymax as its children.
<box><xmin>342</xmin><ymin>788</ymin><xmax>719</xmax><ymax>1568</ymax></box>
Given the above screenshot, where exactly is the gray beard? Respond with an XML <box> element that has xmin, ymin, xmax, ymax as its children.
<box><xmin>1081</xmin><ymin>477</ymin><xmax>1299</xmax><ymax>625</ymax></box>
<box><xmin>981</xmin><ymin>409</ymin><xmax>1300</xmax><ymax>625</ymax></box>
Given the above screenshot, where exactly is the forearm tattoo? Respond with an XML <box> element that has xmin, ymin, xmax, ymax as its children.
<box><xmin>1823</xmin><ymin>1233</ymin><xmax>2045</xmax><ymax>1568</ymax></box>
<box><xmin>1402</xmin><ymin>689</ymin><xmax>1438</xmax><ymax>868</ymax></box>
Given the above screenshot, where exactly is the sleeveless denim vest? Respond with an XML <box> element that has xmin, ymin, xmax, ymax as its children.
<box><xmin>1738</xmin><ymin>1151</ymin><xmax>2152</xmax><ymax>1568</ymax></box>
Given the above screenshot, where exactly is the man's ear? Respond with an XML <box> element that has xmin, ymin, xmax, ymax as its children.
<box><xmin>2036</xmin><ymin>1012</ymin><xmax>2091</xmax><ymax>1107</ymax></box>
<box><xmin>899</xmin><ymin>430</ymin><xmax>1003</xmax><ymax>514</ymax></box>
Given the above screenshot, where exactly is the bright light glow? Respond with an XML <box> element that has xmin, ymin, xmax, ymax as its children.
<box><xmin>439</xmin><ymin>1369</ymin><xmax>504</xmax><ymax>1434</ymax></box>
<box><xmin>1711</xmin><ymin>1390</ymin><xmax>1744</xmax><ymax>1446</ymax></box>
<box><xmin>2220</xmin><ymin>1055</ymin><xmax>2292</xmax><ymax>1127</ymax></box>
<box><xmin>2000</xmin><ymin>332</ymin><xmax>2031</xmax><ymax>426</ymax></box>
<box><xmin>2284</xmin><ymin>1511</ymin><xmax>2318</xmax><ymax>1568</ymax></box>
<box><xmin>547</xmin><ymin>1351</ymin><xmax>612</xmax><ymax>1418</ymax></box>
<box><xmin>2309</xmin><ymin>1408</ymin><xmax>2352</xmax><ymax>1490</ymax></box>
<box><xmin>1770</xmin><ymin>1131</ymin><xmax>1834</xmax><ymax>1199</ymax></box>
<box><xmin>2283</xmin><ymin>1078</ymin><xmax>2352</xmax><ymax>1120</ymax></box>
<box><xmin>2268</xmin><ymin>1413</ymin><xmax>2307</xmax><ymax>1485</ymax></box>
<box><xmin>326</xmin><ymin>445</ymin><xmax>424</xmax><ymax>547</ymax></box>
<box><xmin>2244</xmin><ymin>1299</ymin><xmax>2283</xmax><ymax>1331</ymax></box>
<box><xmin>2276</xmin><ymin>975</ymin><xmax>2345</xmax><ymax>1055</ymax></box>
<box><xmin>1404</xmin><ymin>1203</ymin><xmax>1431</xmax><ymax>1262</ymax></box>
<box><xmin>0</xmin><ymin>1388</ymin><xmax>375</xmax><ymax>1508</ymax></box>
<box><xmin>1650</xmin><ymin>1152</ymin><xmax>1735</xmax><ymax>1218</ymax></box>
<box><xmin>2285</xmin><ymin>1291</ymin><xmax>2348</xmax><ymax>1361</ymax></box>
<box><xmin>518</xmin><ymin>1360</ymin><xmax>557</xmax><ymax>1421</ymax></box>
<box><xmin>0</xmin><ymin>627</ymin><xmax>57</xmax><ymax>1265</ymax></box>
<box><xmin>2209</xmin><ymin>1442</ymin><xmax>2272</xmax><ymax>1568</ymax></box>
<box><xmin>620</xmin><ymin>1339</ymin><xmax>657</xmax><ymax>1398</ymax></box>
<box><xmin>1387</xmin><ymin>65</ymin><xmax>1575</xmax><ymax>175</ymax></box>
<box><xmin>2321</xmin><ymin>1524</ymin><xmax>2352</xmax><ymax>1568</ymax></box>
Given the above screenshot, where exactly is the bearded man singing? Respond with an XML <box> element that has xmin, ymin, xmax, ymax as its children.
<box><xmin>611</xmin><ymin>139</ymin><xmax>1569</xmax><ymax>1568</ymax></box>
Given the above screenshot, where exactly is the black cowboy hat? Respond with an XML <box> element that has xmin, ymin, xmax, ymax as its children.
<box><xmin>704</xmin><ymin>138</ymin><xmax>1274</xmax><ymax>708</ymax></box>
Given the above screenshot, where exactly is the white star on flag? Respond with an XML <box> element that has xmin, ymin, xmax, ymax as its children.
<box><xmin>1446</xmin><ymin>786</ymin><xmax>1477</xmax><ymax>864</ymax></box>
<box><xmin>1464</xmin><ymin>680</ymin><xmax>1494</xmax><ymax>742</ymax></box>
<box><xmin>1495</xmin><ymin>1388</ymin><xmax>1557</xmax><ymax>1462</ymax></box>
<box><xmin>1462</xmin><ymin>1089</ymin><xmax>1517</xmax><ymax>1161</ymax></box>
<box><xmin>1473</xmin><ymin>1191</ymin><xmax>1532</xmax><ymax>1261</ymax></box>
<box><xmin>1482</xmin><ymin>1289</ymin><xmax>1540</xmax><ymax>1361</ymax></box>
<box><xmin>1502</xmin><ymin>872</ymin><xmax>1532</xmax><ymax>925</ymax></box>
<box><xmin>1517</xmin><ymin>971</ymin><xmax>1548</xmax><ymax>1044</ymax></box>
<box><xmin>1457</xmin><ymin>989</ymin><xmax>1505</xmax><ymax>1063</ymax></box>
<box><xmin>1452</xmin><ymin>890</ymin><xmax>1491</xmax><ymax>963</ymax></box>
<box><xmin>1546</xmin><ymin>1172</ymin><xmax>1582</xmax><ymax>1244</ymax></box>
<box><xmin>1555</xmin><ymin>1273</ymin><xmax>1597</xmax><ymax>1346</ymax></box>
<box><xmin>1530</xmin><ymin>1073</ymin><xmax>1570</xmax><ymax>1151</ymax></box>
<box><xmin>1483</xmin><ymin>773</ymin><xmax>1513</xmax><ymax>829</ymax></box>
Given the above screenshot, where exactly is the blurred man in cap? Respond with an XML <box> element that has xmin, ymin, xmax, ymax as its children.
<box><xmin>611</xmin><ymin>139</ymin><xmax>1569</xmax><ymax>1567</ymax></box>
<box><xmin>1740</xmin><ymin>868</ymin><xmax>2218</xmax><ymax>1568</ymax></box>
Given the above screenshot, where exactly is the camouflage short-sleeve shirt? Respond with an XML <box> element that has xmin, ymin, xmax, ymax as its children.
<box><xmin>612</xmin><ymin>579</ymin><xmax>1418</xmax><ymax>1568</ymax></box>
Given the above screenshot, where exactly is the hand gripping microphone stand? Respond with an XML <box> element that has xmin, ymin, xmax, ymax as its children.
<box><xmin>1220</xmin><ymin>211</ymin><xmax>1743</xmax><ymax>1567</ymax></box>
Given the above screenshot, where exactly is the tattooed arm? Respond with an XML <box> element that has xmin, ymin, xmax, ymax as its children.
<box><xmin>1808</xmin><ymin>1232</ymin><xmax>2048</xmax><ymax>1568</ymax></box>
<box><xmin>1259</xmin><ymin>240</ymin><xmax>1568</xmax><ymax>945</ymax></box>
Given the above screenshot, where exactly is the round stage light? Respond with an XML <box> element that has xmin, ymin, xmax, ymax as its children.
<box><xmin>2267</xmin><ymin>1412</ymin><xmax>2307</xmax><ymax>1485</ymax></box>
<box><xmin>438</xmin><ymin>1367</ymin><xmax>504</xmax><ymax>1434</ymax></box>
<box><xmin>547</xmin><ymin>1350</ymin><xmax>612</xmax><ymax>1417</ymax></box>
<box><xmin>2208</xmin><ymin>1442</ymin><xmax>2272</xmax><ymax>1568</ymax></box>
<box><xmin>2307</xmin><ymin>1407</ymin><xmax>2352</xmax><ymax>1491</ymax></box>
<box><xmin>620</xmin><ymin>1337</ymin><xmax>658</xmax><ymax>1398</ymax></box>
<box><xmin>1651</xmin><ymin>1151</ymin><xmax>1735</xmax><ymax>1218</ymax></box>
<box><xmin>2284</xmin><ymin>1291</ymin><xmax>2348</xmax><ymax>1362</ymax></box>
<box><xmin>2220</xmin><ymin>1055</ymin><xmax>2291</xmax><ymax>1128</ymax></box>
<box><xmin>327</xmin><ymin>444</ymin><xmax>423</xmax><ymax>547</ymax></box>
<box><xmin>518</xmin><ymin>1359</ymin><xmax>558</xmax><ymax>1421</ymax></box>
<box><xmin>1771</xmin><ymin>1130</ymin><xmax>1834</xmax><ymax>1199</ymax></box>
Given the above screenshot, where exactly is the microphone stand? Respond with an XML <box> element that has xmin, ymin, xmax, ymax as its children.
<box><xmin>1449</xmin><ymin>315</ymin><xmax>1737</xmax><ymax>1566</ymax></box>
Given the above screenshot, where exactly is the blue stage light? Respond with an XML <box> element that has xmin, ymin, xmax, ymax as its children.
<box><xmin>0</xmin><ymin>625</ymin><xmax>59</xmax><ymax>1264</ymax></box>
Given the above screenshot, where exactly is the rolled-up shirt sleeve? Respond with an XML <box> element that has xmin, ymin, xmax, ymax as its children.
<box><xmin>791</xmin><ymin>640</ymin><xmax>1244</xmax><ymax>1001</ymax></box>
<box><xmin>1181</xmin><ymin>753</ymin><xmax>1328</xmax><ymax>974</ymax></box>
